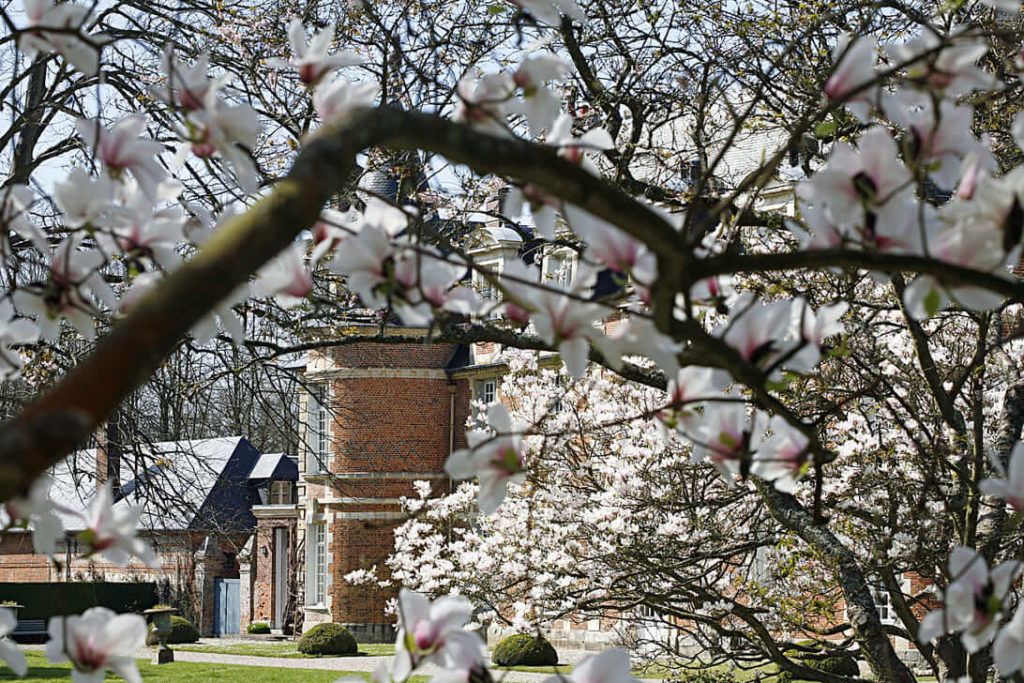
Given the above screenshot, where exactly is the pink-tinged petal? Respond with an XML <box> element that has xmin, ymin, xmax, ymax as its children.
<box><xmin>0</xmin><ymin>638</ymin><xmax>26</xmax><ymax>677</ymax></box>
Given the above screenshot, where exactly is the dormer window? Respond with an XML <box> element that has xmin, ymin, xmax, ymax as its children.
<box><xmin>269</xmin><ymin>480</ymin><xmax>293</xmax><ymax>505</ymax></box>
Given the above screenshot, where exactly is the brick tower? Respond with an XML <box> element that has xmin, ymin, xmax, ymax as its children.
<box><xmin>297</xmin><ymin>325</ymin><xmax>471</xmax><ymax>641</ymax></box>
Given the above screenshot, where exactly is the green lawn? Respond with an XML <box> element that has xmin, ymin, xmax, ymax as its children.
<box><xmin>492</xmin><ymin>664</ymin><xmax>573</xmax><ymax>674</ymax></box>
<box><xmin>0</xmin><ymin>651</ymin><xmax>383</xmax><ymax>682</ymax></box>
<box><xmin>171</xmin><ymin>641</ymin><xmax>394</xmax><ymax>659</ymax></box>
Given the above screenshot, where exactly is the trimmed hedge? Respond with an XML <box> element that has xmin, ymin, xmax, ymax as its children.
<box><xmin>146</xmin><ymin>616</ymin><xmax>200</xmax><ymax>645</ymax></box>
<box><xmin>297</xmin><ymin>623</ymin><xmax>357</xmax><ymax>655</ymax></box>
<box><xmin>0</xmin><ymin>582</ymin><xmax>156</xmax><ymax>619</ymax></box>
<box><xmin>491</xmin><ymin>634</ymin><xmax>558</xmax><ymax>666</ymax></box>
<box><xmin>248</xmin><ymin>622</ymin><xmax>271</xmax><ymax>634</ymax></box>
<box><xmin>803</xmin><ymin>655</ymin><xmax>859</xmax><ymax>677</ymax></box>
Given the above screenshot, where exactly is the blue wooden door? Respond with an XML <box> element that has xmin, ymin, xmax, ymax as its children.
<box><xmin>214</xmin><ymin>578</ymin><xmax>240</xmax><ymax>636</ymax></box>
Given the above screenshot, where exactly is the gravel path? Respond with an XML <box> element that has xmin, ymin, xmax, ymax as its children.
<box><xmin>123</xmin><ymin>642</ymin><xmax>599</xmax><ymax>682</ymax></box>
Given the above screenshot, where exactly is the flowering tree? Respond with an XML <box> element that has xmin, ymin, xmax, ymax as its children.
<box><xmin>4</xmin><ymin>0</ymin><xmax>1024</xmax><ymax>681</ymax></box>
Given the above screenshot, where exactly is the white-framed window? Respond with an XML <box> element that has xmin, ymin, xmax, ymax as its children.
<box><xmin>475</xmin><ymin>378</ymin><xmax>497</xmax><ymax>404</ymax></box>
<box><xmin>543</xmin><ymin>250</ymin><xmax>575</xmax><ymax>289</ymax></box>
<box><xmin>306</xmin><ymin>384</ymin><xmax>329</xmax><ymax>474</ymax></box>
<box><xmin>307</xmin><ymin>520</ymin><xmax>327</xmax><ymax>606</ymax></box>
<box><xmin>870</xmin><ymin>583</ymin><xmax>899</xmax><ymax>626</ymax></box>
<box><xmin>473</xmin><ymin>260</ymin><xmax>502</xmax><ymax>302</ymax></box>
<box><xmin>270</xmin><ymin>480</ymin><xmax>293</xmax><ymax>505</ymax></box>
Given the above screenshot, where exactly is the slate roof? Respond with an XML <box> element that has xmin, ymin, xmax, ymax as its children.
<box><xmin>247</xmin><ymin>453</ymin><xmax>298</xmax><ymax>481</ymax></box>
<box><xmin>48</xmin><ymin>436</ymin><xmax>268</xmax><ymax>534</ymax></box>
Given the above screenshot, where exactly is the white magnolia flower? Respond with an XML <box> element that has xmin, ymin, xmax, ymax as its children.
<box><xmin>18</xmin><ymin>0</ymin><xmax>102</xmax><ymax>76</ymax></box>
<box><xmin>824</xmin><ymin>34</ymin><xmax>878</xmax><ymax>121</ymax></box>
<box><xmin>508</xmin><ymin>53</ymin><xmax>567</xmax><ymax>136</ymax></box>
<box><xmin>185</xmin><ymin>91</ymin><xmax>262</xmax><ymax>194</ymax></box>
<box><xmin>80</xmin><ymin>482</ymin><xmax>159</xmax><ymax>568</ymax></box>
<box><xmin>995</xmin><ymin>603</ymin><xmax>1024</xmax><ymax>675</ymax></box>
<box><xmin>1</xmin><ymin>184</ymin><xmax>48</xmax><ymax>253</ymax></box>
<box><xmin>46</xmin><ymin>607</ymin><xmax>147</xmax><ymax>683</ymax></box>
<box><xmin>980</xmin><ymin>442</ymin><xmax>1024</xmax><ymax>511</ymax></box>
<box><xmin>77</xmin><ymin>116</ymin><xmax>167</xmax><ymax>200</ymax></box>
<box><xmin>53</xmin><ymin>168</ymin><xmax>118</xmax><ymax>230</ymax></box>
<box><xmin>0</xmin><ymin>298</ymin><xmax>38</xmax><ymax>381</ymax></box>
<box><xmin>544</xmin><ymin>649</ymin><xmax>639</xmax><ymax>683</ymax></box>
<box><xmin>0</xmin><ymin>609</ymin><xmax>25</xmax><ymax>677</ymax></box>
<box><xmin>752</xmin><ymin>416</ymin><xmax>812</xmax><ymax>493</ymax></box>
<box><xmin>5</xmin><ymin>474</ymin><xmax>61</xmax><ymax>555</ymax></box>
<box><xmin>392</xmin><ymin>590</ymin><xmax>486</xmax><ymax>681</ymax></box>
<box><xmin>446</xmin><ymin>403</ymin><xmax>527</xmax><ymax>514</ymax></box>
<box><xmin>253</xmin><ymin>242</ymin><xmax>313</xmax><ymax>308</ymax></box>
<box><xmin>511</xmin><ymin>0</ymin><xmax>586</xmax><ymax>26</ymax></box>
<box><xmin>314</xmin><ymin>76</ymin><xmax>379</xmax><ymax>121</ymax></box>
<box><xmin>269</xmin><ymin>18</ymin><xmax>363</xmax><ymax>85</ymax></box>
<box><xmin>918</xmin><ymin>547</ymin><xmax>1021</xmax><ymax>653</ymax></box>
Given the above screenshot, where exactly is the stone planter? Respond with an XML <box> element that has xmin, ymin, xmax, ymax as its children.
<box><xmin>144</xmin><ymin>607</ymin><xmax>178</xmax><ymax>664</ymax></box>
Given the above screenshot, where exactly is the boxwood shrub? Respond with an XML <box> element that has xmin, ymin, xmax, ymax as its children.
<box><xmin>247</xmin><ymin>622</ymin><xmax>271</xmax><ymax>634</ymax></box>
<box><xmin>491</xmin><ymin>634</ymin><xmax>558</xmax><ymax>666</ymax></box>
<box><xmin>297</xmin><ymin>623</ymin><xmax>357</xmax><ymax>655</ymax></box>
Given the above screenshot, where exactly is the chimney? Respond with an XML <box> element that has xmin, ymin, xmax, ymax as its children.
<box><xmin>96</xmin><ymin>414</ymin><xmax>122</xmax><ymax>497</ymax></box>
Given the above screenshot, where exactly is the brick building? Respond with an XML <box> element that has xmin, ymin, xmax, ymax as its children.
<box><xmin>0</xmin><ymin>436</ymin><xmax>293</xmax><ymax>637</ymax></box>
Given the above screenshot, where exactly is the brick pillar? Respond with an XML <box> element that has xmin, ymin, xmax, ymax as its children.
<box><xmin>238</xmin><ymin>536</ymin><xmax>253</xmax><ymax>631</ymax></box>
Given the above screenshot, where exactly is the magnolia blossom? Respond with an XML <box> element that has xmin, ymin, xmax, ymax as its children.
<box><xmin>314</xmin><ymin>76</ymin><xmax>379</xmax><ymax>121</ymax></box>
<box><xmin>46</xmin><ymin>607</ymin><xmax>147</xmax><ymax>683</ymax></box>
<box><xmin>77</xmin><ymin>116</ymin><xmax>166</xmax><ymax>200</ymax></box>
<box><xmin>0</xmin><ymin>609</ymin><xmax>25</xmax><ymax>677</ymax></box>
<box><xmin>446</xmin><ymin>403</ymin><xmax>527</xmax><ymax>514</ymax></box>
<box><xmin>787</xmin><ymin>299</ymin><xmax>847</xmax><ymax>370</ymax></box>
<box><xmin>692</xmin><ymin>401</ymin><xmax>761</xmax><ymax>482</ymax></box>
<box><xmin>156</xmin><ymin>51</ymin><xmax>227</xmax><ymax>111</ymax></box>
<box><xmin>504</xmin><ymin>184</ymin><xmax>560</xmax><ymax>240</ymax></box>
<box><xmin>824</xmin><ymin>34</ymin><xmax>878</xmax><ymax>121</ymax></box>
<box><xmin>391</xmin><ymin>250</ymin><xmax>477</xmax><ymax>326</ymax></box>
<box><xmin>511</xmin><ymin>0</ymin><xmax>586</xmax><ymax>25</ymax></box>
<box><xmin>752</xmin><ymin>417</ymin><xmax>811</xmax><ymax>493</ymax></box>
<box><xmin>718</xmin><ymin>294</ymin><xmax>792</xmax><ymax>370</ymax></box>
<box><xmin>253</xmin><ymin>242</ymin><xmax>313</xmax><ymax>308</ymax></box>
<box><xmin>564</xmin><ymin>204</ymin><xmax>656</xmax><ymax>283</ymax></box>
<box><xmin>887</xmin><ymin>94</ymin><xmax>977</xmax><ymax>189</ymax></box>
<box><xmin>1</xmin><ymin>183</ymin><xmax>49</xmax><ymax>254</ymax></box>
<box><xmin>392</xmin><ymin>590</ymin><xmax>486</xmax><ymax>681</ymax></box>
<box><xmin>13</xmin><ymin>235</ymin><xmax>115</xmax><ymax>342</ymax></box>
<box><xmin>655</xmin><ymin>365</ymin><xmax>720</xmax><ymax>436</ymax></box>
<box><xmin>532</xmin><ymin>290</ymin><xmax>618</xmax><ymax>379</ymax></box>
<box><xmin>548</xmin><ymin>114</ymin><xmax>614</xmax><ymax>173</ymax></box>
<box><xmin>798</xmin><ymin>126</ymin><xmax>911</xmax><ymax>228</ymax></box>
<box><xmin>18</xmin><ymin>0</ymin><xmax>101</xmax><ymax>75</ymax></box>
<box><xmin>902</xmin><ymin>220</ymin><xmax>1008</xmax><ymax>318</ymax></box>
<box><xmin>918</xmin><ymin>547</ymin><xmax>1021</xmax><ymax>652</ymax></box>
<box><xmin>544</xmin><ymin>649</ymin><xmax>639</xmax><ymax>683</ymax></box>
<box><xmin>454</xmin><ymin>73</ymin><xmax>514</xmax><ymax>137</ymax></box>
<box><xmin>994</xmin><ymin>604</ymin><xmax>1024</xmax><ymax>676</ymax></box>
<box><xmin>269</xmin><ymin>19</ymin><xmax>363</xmax><ymax>85</ymax></box>
<box><xmin>4</xmin><ymin>474</ymin><xmax>61</xmax><ymax>555</ymax></box>
<box><xmin>185</xmin><ymin>91</ymin><xmax>262</xmax><ymax>193</ymax></box>
<box><xmin>508</xmin><ymin>53</ymin><xmax>567</xmax><ymax>136</ymax></box>
<box><xmin>53</xmin><ymin>168</ymin><xmax>118</xmax><ymax>230</ymax></box>
<box><xmin>980</xmin><ymin>442</ymin><xmax>1024</xmax><ymax>510</ymax></box>
<box><xmin>101</xmin><ymin>181</ymin><xmax>186</xmax><ymax>271</ymax></box>
<box><xmin>79</xmin><ymin>483</ymin><xmax>159</xmax><ymax>568</ymax></box>
<box><xmin>886</xmin><ymin>30</ymin><xmax>997</xmax><ymax>97</ymax></box>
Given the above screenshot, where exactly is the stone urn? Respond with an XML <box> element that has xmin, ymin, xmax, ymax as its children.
<box><xmin>0</xmin><ymin>604</ymin><xmax>22</xmax><ymax>619</ymax></box>
<box><xmin>144</xmin><ymin>607</ymin><xmax>178</xmax><ymax>664</ymax></box>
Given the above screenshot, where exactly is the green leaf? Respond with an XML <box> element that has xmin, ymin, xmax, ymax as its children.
<box><xmin>924</xmin><ymin>288</ymin><xmax>942</xmax><ymax>317</ymax></box>
<box><xmin>814</xmin><ymin>120</ymin><xmax>837</xmax><ymax>138</ymax></box>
